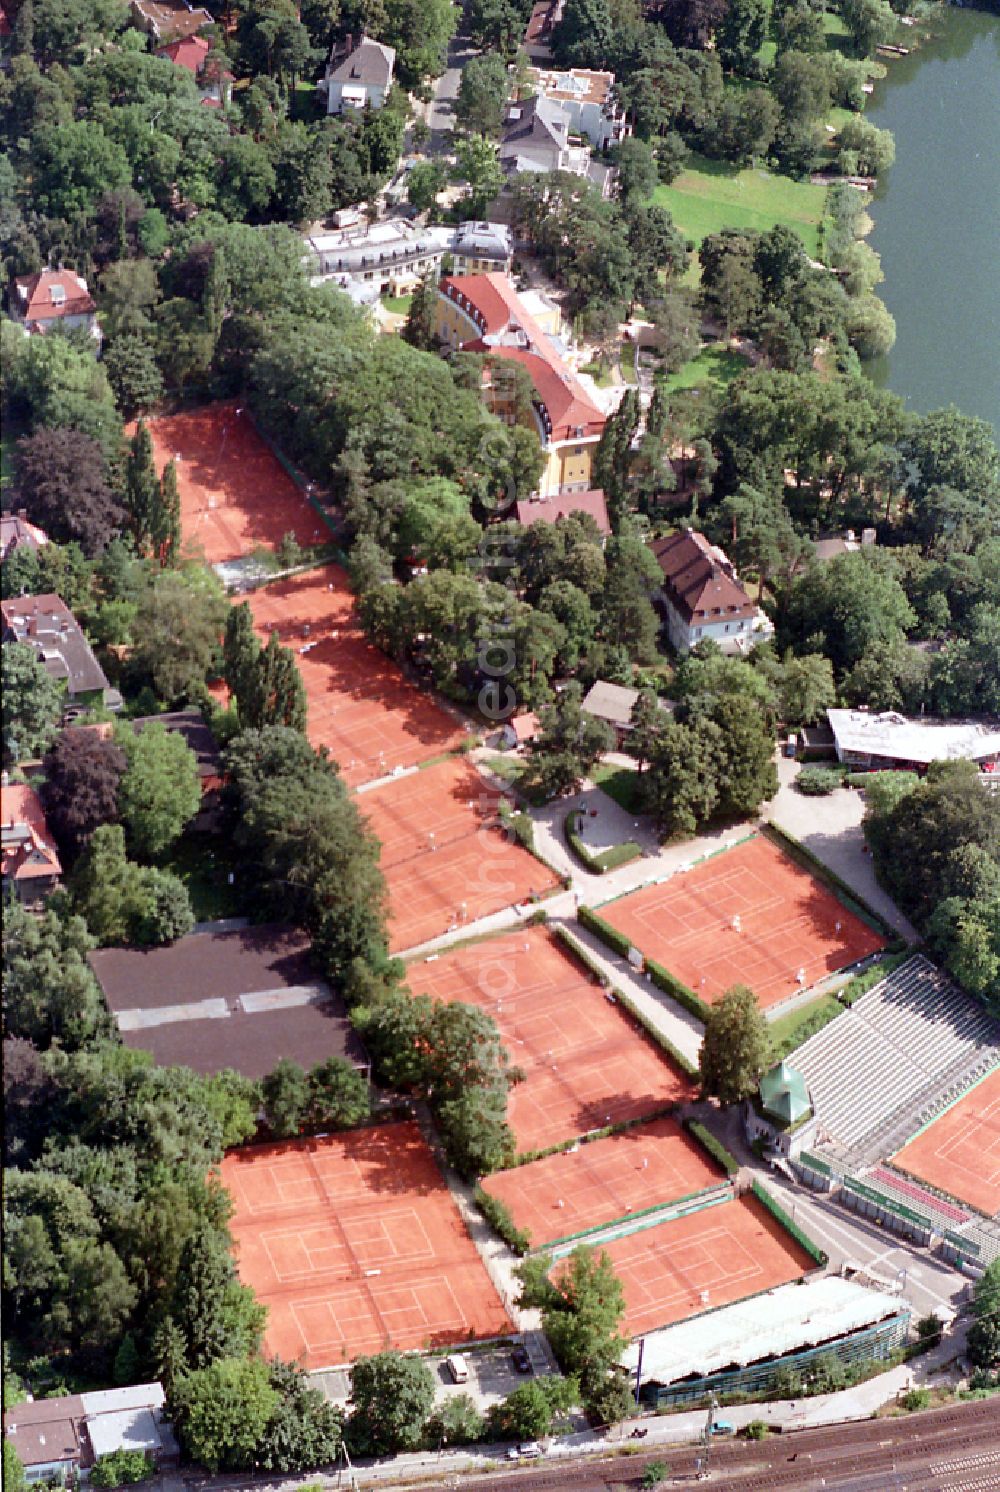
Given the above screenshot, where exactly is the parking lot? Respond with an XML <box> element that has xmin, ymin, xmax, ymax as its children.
<box><xmin>311</xmin><ymin>1336</ymin><xmax>556</xmax><ymax>1413</ymax></box>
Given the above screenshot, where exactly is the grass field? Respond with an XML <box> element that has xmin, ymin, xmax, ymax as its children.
<box><xmin>592</xmin><ymin>763</ymin><xmax>643</xmax><ymax>814</ymax></box>
<box><xmin>653</xmin><ymin>154</ymin><xmax>827</xmax><ymax>258</ymax></box>
<box><xmin>663</xmin><ymin>344</ymin><xmax>751</xmax><ymax>395</ymax></box>
<box><xmin>768</xmin><ymin>993</ymin><xmax>843</xmax><ymax>1060</ymax></box>
<box><xmin>382</xmin><ymin>293</ymin><xmax>413</xmax><ymax>315</ymax></box>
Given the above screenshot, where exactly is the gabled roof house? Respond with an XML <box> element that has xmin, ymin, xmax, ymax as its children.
<box><xmin>652</xmin><ymin>529</ymin><xmax>773</xmax><ymax>656</ymax></box>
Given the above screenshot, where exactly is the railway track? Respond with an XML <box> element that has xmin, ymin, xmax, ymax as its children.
<box><xmin>426</xmin><ymin>1399</ymin><xmax>1000</xmax><ymax>1492</ymax></box>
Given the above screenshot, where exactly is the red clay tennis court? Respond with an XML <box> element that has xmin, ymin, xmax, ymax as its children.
<box><xmin>588</xmin><ymin>1194</ymin><xmax>813</xmax><ymax>1337</ymax></box>
<box><xmin>482</xmin><ymin>1118</ymin><xmax>723</xmax><ymax>1247</ymax></box>
<box><xmin>361</xmin><ymin>759</ymin><xmax>558</xmax><ymax>952</ymax></box>
<box><xmin>893</xmin><ymin>1067</ymin><xmax>1000</xmax><ymax>1218</ymax></box>
<box><xmin>599</xmin><ymin>834</ymin><xmax>885</xmax><ymax>1010</ymax></box>
<box><xmin>244</xmin><ymin>568</ymin><xmax>466</xmax><ymax>787</ymax></box>
<box><xmin>221</xmin><ymin>1123</ymin><xmax>511</xmax><ymax>1368</ymax></box>
<box><xmin>144</xmin><ymin>403</ymin><xmax>327</xmax><ymax>564</ymax></box>
<box><xmin>406</xmin><ymin>928</ymin><xmax>694</xmax><ymax>1149</ymax></box>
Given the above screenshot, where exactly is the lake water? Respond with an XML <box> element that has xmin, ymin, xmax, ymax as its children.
<box><xmin>863</xmin><ymin>6</ymin><xmax>1000</xmax><ymax>431</ymax></box>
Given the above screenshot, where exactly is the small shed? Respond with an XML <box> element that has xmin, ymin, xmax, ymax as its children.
<box><xmin>744</xmin><ymin>1060</ymin><xmax>817</xmax><ymax>1159</ymax></box>
<box><xmin>502</xmin><ymin>712</ymin><xmax>540</xmax><ymax>749</ymax></box>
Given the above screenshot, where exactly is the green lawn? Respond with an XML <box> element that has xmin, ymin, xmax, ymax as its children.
<box><xmin>592</xmin><ymin>763</ymin><xmax>643</xmax><ymax>815</ymax></box>
<box><xmin>663</xmin><ymin>344</ymin><xmax>751</xmax><ymax>395</ymax></box>
<box><xmin>382</xmin><ymin>293</ymin><xmax>413</xmax><ymax>315</ymax></box>
<box><xmin>162</xmin><ymin>834</ymin><xmax>244</xmax><ymax>923</ymax></box>
<box><xmin>580</xmin><ymin>360</ymin><xmax>615</xmax><ymax>388</ymax></box>
<box><xmin>823</xmin><ymin>10</ymin><xmax>853</xmax><ymax>52</ymax></box>
<box><xmin>652</xmin><ymin>154</ymin><xmax>828</xmax><ymax>258</ymax></box>
<box><xmin>768</xmin><ymin>993</ymin><xmax>843</xmax><ymax>1060</ymax></box>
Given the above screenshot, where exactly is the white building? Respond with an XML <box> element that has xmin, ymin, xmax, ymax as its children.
<box><xmin>305</xmin><ymin>220</ymin><xmax>512</xmax><ymax>296</ymax></box>
<box><xmin>652</xmin><ymin>528</ymin><xmax>773</xmax><ymax>655</ymax></box>
<box><xmin>319</xmin><ymin>34</ymin><xmax>395</xmax><ymax>114</ymax></box>
<box><xmin>827</xmin><ymin>709</ymin><xmax>1000</xmax><ymax>773</ymax></box>
<box><xmin>12</xmin><ymin>268</ymin><xmax>101</xmax><ymax>344</ymax></box>
<box><xmin>524</xmin><ymin>66</ymin><xmax>630</xmax><ymax>150</ymax></box>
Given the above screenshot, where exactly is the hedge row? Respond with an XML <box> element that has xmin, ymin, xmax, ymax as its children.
<box><xmin>684</xmin><ymin>1120</ymin><xmax>739</xmax><ymax>1178</ymax></box>
<box><xmin>759</xmin><ymin>822</ymin><xmax>897</xmax><ymax>943</ymax></box>
<box><xmin>474</xmin><ymin>1185</ymin><xmax>532</xmax><ymax>1256</ymax></box>
<box><xmin>645</xmin><ymin>957</ymin><xmax>711</xmax><ymax>1023</ymax></box>
<box><xmin>751</xmin><ymin>1180</ymin><xmax>828</xmax><ymax>1268</ymax></box>
<box><xmin>563</xmin><ymin>813</ymin><xmax>643</xmax><ymax>874</ymax></box>
<box><xmin>498</xmin><ymin>799</ymin><xmax>536</xmax><ymax>854</ymax></box>
<box><xmin>577</xmin><ymin>903</ymin><xmax>633</xmax><ymax>958</ymax></box>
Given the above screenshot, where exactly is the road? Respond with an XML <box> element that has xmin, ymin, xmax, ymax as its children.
<box><xmin>401</xmin><ymin>1398</ymin><xmax>1000</xmax><ymax>1491</ymax></box>
<box><xmin>425</xmin><ymin>33</ymin><xmax>477</xmax><ymax>151</ymax></box>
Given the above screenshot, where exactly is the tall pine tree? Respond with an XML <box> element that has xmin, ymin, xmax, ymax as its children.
<box><xmin>257</xmin><ymin>631</ymin><xmax>307</xmax><ymax>732</ymax></box>
<box><xmin>153</xmin><ymin>459</ymin><xmax>181</xmax><ymax>566</ymax></box>
<box><xmin>223</xmin><ymin>603</ymin><xmax>262</xmax><ymax>716</ymax></box>
<box><xmin>124</xmin><ymin>421</ymin><xmax>160</xmax><ymax>555</ymax></box>
<box><xmin>594</xmin><ymin>388</ymin><xmax>640</xmax><ymax>530</ymax></box>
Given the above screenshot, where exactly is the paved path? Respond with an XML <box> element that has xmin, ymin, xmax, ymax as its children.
<box><xmin>425</xmin><ymin>35</ymin><xmax>476</xmax><ymax>150</ymax></box>
<box><xmin>764</xmin><ymin>758</ymin><xmax>919</xmax><ymax>942</ymax></box>
<box><xmin>551</xmin><ymin>916</ymin><xmax>704</xmax><ymax>1066</ymax></box>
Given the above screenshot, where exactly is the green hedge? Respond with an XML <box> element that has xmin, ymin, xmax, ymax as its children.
<box><xmin>760</xmin><ymin>822</ymin><xmax>896</xmax><ymax>943</ymax></box>
<box><xmin>578</xmin><ymin>904</ymin><xmax>633</xmax><ymax>959</ymax></box>
<box><xmin>577</xmin><ymin>908</ymin><xmax>709</xmax><ymax>1022</ymax></box>
<box><xmin>684</xmin><ymin>1120</ymin><xmax>739</xmax><ymax>1178</ymax></box>
<box><xmin>498</xmin><ymin>799</ymin><xmax>535</xmax><ymax>854</ymax></box>
<box><xmin>751</xmin><ymin>1180</ymin><xmax>828</xmax><ymax>1267</ymax></box>
<box><xmin>552</xmin><ymin>926</ymin><xmax>700</xmax><ymax>1079</ymax></box>
<box><xmin>474</xmin><ymin>1185</ymin><xmax>532</xmax><ymax>1255</ymax></box>
<box><xmin>645</xmin><ymin>957</ymin><xmax>710</xmax><ymax>1022</ymax></box>
<box><xmin>563</xmin><ymin>812</ymin><xmax>643</xmax><ymax>874</ymax></box>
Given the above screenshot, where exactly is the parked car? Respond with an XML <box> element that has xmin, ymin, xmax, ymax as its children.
<box><xmin>506</xmin><ymin>1442</ymin><xmax>543</xmax><ymax>1460</ymax></box>
<box><xmin>445</xmin><ymin>1353</ymin><xmax>469</xmax><ymax>1383</ymax></box>
<box><xmin>511</xmin><ymin>1344</ymin><xmax>532</xmax><ymax>1374</ymax></box>
<box><xmin>710</xmin><ymin>1419</ymin><xmax>736</xmax><ymax>1436</ymax></box>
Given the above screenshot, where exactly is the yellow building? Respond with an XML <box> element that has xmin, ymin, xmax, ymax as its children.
<box><xmin>436</xmin><ymin>274</ymin><xmax>605</xmax><ymax>497</ymax></box>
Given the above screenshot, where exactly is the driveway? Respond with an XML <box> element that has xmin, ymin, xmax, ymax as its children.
<box><xmin>426</xmin><ymin>35</ymin><xmax>477</xmax><ymax>151</ymax></box>
<box><xmin>763</xmin><ymin>757</ymin><xmax>919</xmax><ymax>942</ymax></box>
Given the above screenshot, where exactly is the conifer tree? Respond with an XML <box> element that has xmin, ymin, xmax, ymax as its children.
<box><xmin>124</xmin><ymin>421</ymin><xmax>160</xmax><ymax>554</ymax></box>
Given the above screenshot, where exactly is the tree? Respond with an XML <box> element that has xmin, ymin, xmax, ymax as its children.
<box><xmin>553</xmin><ymin>0</ymin><xmax>615</xmax><ymax>68</ymax></box>
<box><xmin>124</xmin><ymin>421</ymin><xmax>163</xmax><ymax>556</ymax></box>
<box><xmin>524</xmin><ymin>682</ymin><xmax>614</xmax><ymax>800</ymax></box>
<box><xmin>223</xmin><ymin>602</ymin><xmax>261</xmax><ymax>711</ymax></box>
<box><xmin>2</xmin><ymin>902</ymin><xmax>110</xmax><ymax>1052</ymax></box>
<box><xmin>174</xmin><ymin>1358</ymin><xmax>279</xmax><ymax>1474</ymax></box>
<box><xmin>845</xmin><ymin>292</ymin><xmax>896</xmax><ymax>359</ymax></box>
<box><xmin>3</xmin><ymin>1442</ymin><xmax>26</xmax><ymax>1492</ymax></box>
<box><xmin>401</xmin><ymin>272</ymin><xmax>440</xmax><ymax>351</ymax></box>
<box><xmin>594</xmin><ymin>388</ymin><xmax>640</xmax><ymax>524</ymax></box>
<box><xmin>711</xmin><ymin>695</ymin><xmax>777</xmax><ymax>818</ymax></box>
<box><xmin>780</xmin><ymin>552</ymin><xmax>915</xmax><ymax>674</ymax></box>
<box><xmin>131</xmin><ymin>571</ymin><xmax>229</xmax><ymax>703</ymax></box>
<box><xmin>455</xmin><ymin>53</ymin><xmax>509</xmax><ymax>135</ymax></box>
<box><xmin>30</xmin><ymin>119</ymin><xmax>130</xmax><ymax>219</ymax></box>
<box><xmin>487</xmin><ymin>1381</ymin><xmax>554</xmax><ymax>1441</ymax></box>
<box><xmin>308</xmin><ymin>1056</ymin><xmax>370</xmax><ymax>1129</ymax></box>
<box><xmin>2</xmin><ymin>642</ymin><xmax>64</xmax><ymax>764</ymax></box>
<box><xmin>841</xmin><ymin>0</ymin><xmax>896</xmax><ymax>57</ymax></box>
<box><xmin>407</xmin><ymin>160</ymin><xmax>447</xmax><ymax>212</ymax></box>
<box><xmin>69</xmin><ymin>823</ymin><xmax>194</xmax><ymax>946</ymax></box>
<box><xmin>257</xmin><ymin>1358</ymin><xmax>344</xmax><ymax>1473</ymax></box>
<box><xmin>12</xmin><ymin>428</ymin><xmax>123</xmax><ymax>556</ymax></box>
<box><xmin>103</xmin><ymin>334</ymin><xmax>164</xmax><ymax>417</ymax></box>
<box><xmin>717</xmin><ymin>0</ymin><xmax>769</xmax><ymax>72</ymax></box>
<box><xmin>172</xmin><ymin>1224</ymin><xmax>265</xmax><ymax>1370</ymax></box>
<box><xmin>903</xmin><ymin>407</ymin><xmax>1000</xmax><ymax>509</ymax></box>
<box><xmin>640</xmin><ymin>718</ymin><xmax>725</xmax><ymax>838</ymax></box>
<box><xmin>967</xmin><ymin>1260</ymin><xmax>1000</xmax><ymax>1372</ymax></box>
<box><xmin>425</xmin><ymin>1394</ymin><xmax>485</xmax><ymax>1448</ymax></box>
<box><xmin>775</xmin><ymin>653</ymin><xmax>835</xmax><ymax>726</ymax></box>
<box><xmin>699</xmin><ymin>984</ymin><xmax>772</xmax><ymax>1105</ymax></box>
<box><xmin>41</xmin><ymin>727</ymin><xmax>127</xmax><ymax>861</ymax></box>
<box><xmin>347</xmin><ymin>1351</ymin><xmax>436</xmax><ymax>1456</ymax></box>
<box><xmin>453</xmin><ymin>134</ymin><xmax>504</xmax><ymax>218</ymax></box>
<box><xmin>601</xmin><ymin>524</ymin><xmax>662</xmax><ymax>660</ymax></box>
<box><xmin>612</xmin><ymin>137</ymin><xmax>659</xmax><ymax>205</ymax></box>
<box><xmin>118</xmin><ymin>721</ymin><xmax>202</xmax><ymax>858</ymax></box>
<box><xmin>254</xmin><ymin>631</ymin><xmax>308</xmax><ymax>731</ymax></box>
<box><xmin>155</xmin><ymin>460</ymin><xmax>182</xmax><ymax>567</ymax></box>
<box><xmin>530</xmin><ymin>1246</ymin><xmax>627</xmax><ymax>1392</ymax></box>
<box><xmin>98</xmin><ymin>258</ymin><xmax>162</xmax><ymax>339</ymax></box>
<box><xmin>261</xmin><ymin>1058</ymin><xmax>311</xmax><ymax>1137</ymax></box>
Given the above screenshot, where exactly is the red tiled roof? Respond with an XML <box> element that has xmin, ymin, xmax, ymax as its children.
<box><xmin>157</xmin><ymin>33</ymin><xmax>209</xmax><ymax>69</ymax></box>
<box><xmin>14</xmin><ymin>269</ymin><xmax>95</xmax><ymax>324</ymax></box>
<box><xmin>441</xmin><ymin>273</ymin><xmax>605</xmax><ymax>445</ymax></box>
<box><xmin>652</xmin><ymin>529</ymin><xmax>756</xmax><ymax>624</ymax></box>
<box><xmin>507</xmin><ymin>712</ymin><xmax>540</xmax><ymax>743</ymax></box>
<box><xmin>515</xmin><ymin>488</ymin><xmax>610</xmax><ymax>535</ymax></box>
<box><xmin>1</xmin><ymin>783</ymin><xmax>62</xmax><ymax>884</ymax></box>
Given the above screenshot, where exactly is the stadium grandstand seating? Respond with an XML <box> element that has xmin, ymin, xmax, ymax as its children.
<box><xmin>792</xmin><ymin>956</ymin><xmax>1000</xmax><ymax>1165</ymax></box>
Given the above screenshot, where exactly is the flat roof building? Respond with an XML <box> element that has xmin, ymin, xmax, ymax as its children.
<box><xmin>827</xmin><ymin>709</ymin><xmax>1000</xmax><ymax>772</ymax></box>
<box><xmin>89</xmin><ymin>923</ymin><xmax>368</xmax><ymax>1079</ymax></box>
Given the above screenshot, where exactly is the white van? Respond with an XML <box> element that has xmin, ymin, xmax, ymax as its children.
<box><xmin>445</xmin><ymin>1353</ymin><xmax>470</xmax><ymax>1383</ymax></box>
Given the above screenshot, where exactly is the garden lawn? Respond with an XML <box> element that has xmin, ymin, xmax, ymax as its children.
<box><xmin>592</xmin><ymin>763</ymin><xmax>643</xmax><ymax>815</ymax></box>
<box><xmin>382</xmin><ymin>293</ymin><xmax>413</xmax><ymax>315</ymax></box>
<box><xmin>768</xmin><ymin>993</ymin><xmax>842</xmax><ymax>1060</ymax></box>
<box><xmin>652</xmin><ymin>155</ymin><xmax>827</xmax><ymax>257</ymax></box>
<box><xmin>663</xmin><ymin>344</ymin><xmax>750</xmax><ymax>395</ymax></box>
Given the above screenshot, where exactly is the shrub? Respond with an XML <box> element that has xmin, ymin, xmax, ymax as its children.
<box><xmin>742</xmin><ymin>1420</ymin><xmax>768</xmax><ymax>1439</ymax></box>
<box><xmin>684</xmin><ymin>1120</ymin><xmax>739</xmax><ymax>1178</ymax></box>
<box><xmin>642</xmin><ymin>1463</ymin><xmax>669</xmax><ymax>1487</ymax></box>
<box><xmin>645</xmin><ymin>957</ymin><xmax>710</xmax><ymax>1022</ymax></box>
<box><xmin>89</xmin><ymin>1451</ymin><xmax>153</xmax><ymax>1487</ymax></box>
<box><xmin>916</xmin><ymin>1313</ymin><xmax>943</xmax><ymax>1348</ymax></box>
<box><xmin>796</xmin><ymin>767</ymin><xmax>843</xmax><ymax>796</ymax></box>
<box><xmin>474</xmin><ymin>1186</ymin><xmax>531</xmax><ymax>1255</ymax></box>
<box><xmin>498</xmin><ymin>799</ymin><xmax>535</xmax><ymax>853</ymax></box>
<box><xmin>563</xmin><ymin>812</ymin><xmax>642</xmax><ymax>873</ymax></box>
<box><xmin>901</xmin><ymin>1387</ymin><xmax>931</xmax><ymax>1411</ymax></box>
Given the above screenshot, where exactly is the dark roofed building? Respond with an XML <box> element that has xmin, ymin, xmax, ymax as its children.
<box><xmin>89</xmin><ymin>923</ymin><xmax>369</xmax><ymax>1079</ymax></box>
<box><xmin>131</xmin><ymin>708</ymin><xmax>223</xmax><ymax>788</ymax></box>
<box><xmin>1</xmin><ymin>593</ymin><xmax>122</xmax><ymax>713</ymax></box>
<box><xmin>4</xmin><ymin>1385</ymin><xmax>177</xmax><ymax>1485</ymax></box>
<box><xmin>651</xmin><ymin>529</ymin><xmax>772</xmax><ymax>656</ymax></box>
<box><xmin>321</xmin><ymin>33</ymin><xmax>395</xmax><ymax>113</ymax></box>
<box><xmin>581</xmin><ymin>680</ymin><xmax>673</xmax><ymax>747</ymax></box>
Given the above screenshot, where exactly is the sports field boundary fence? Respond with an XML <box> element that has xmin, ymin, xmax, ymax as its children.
<box><xmin>751</xmin><ymin>1179</ymin><xmax>828</xmax><ymax>1269</ymax></box>
<box><xmin>547</xmin><ymin>1183</ymin><xmax>734</xmax><ymax>1259</ymax></box>
<box><xmin>552</xmin><ymin>923</ymin><xmax>700</xmax><ymax>1079</ymax></box>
